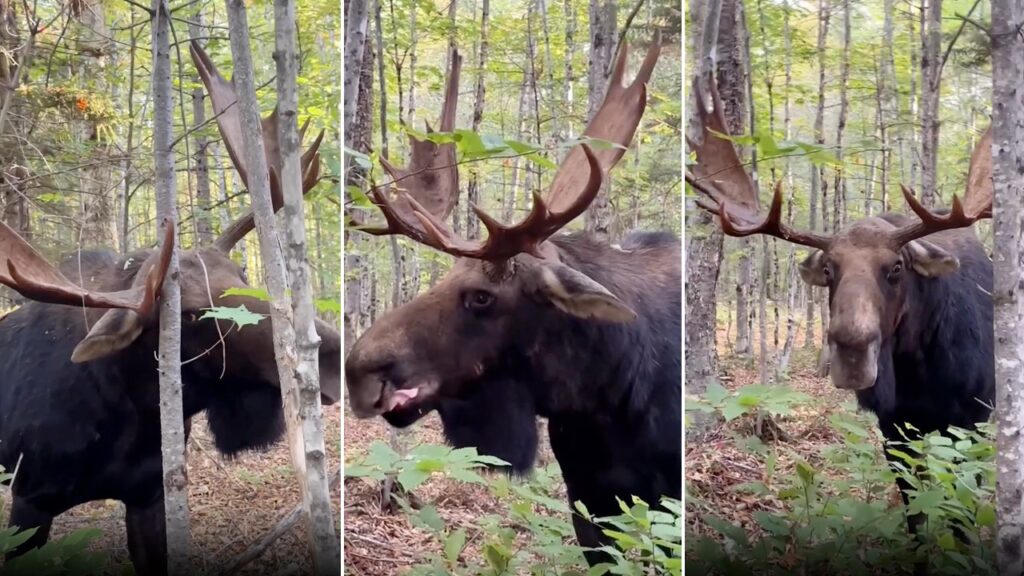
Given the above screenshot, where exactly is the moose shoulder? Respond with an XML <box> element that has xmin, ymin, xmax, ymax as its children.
<box><xmin>687</xmin><ymin>74</ymin><xmax>994</xmax><ymax>534</ymax></box>
<box><xmin>0</xmin><ymin>43</ymin><xmax>341</xmax><ymax>576</ymax></box>
<box><xmin>345</xmin><ymin>42</ymin><xmax>681</xmax><ymax>564</ymax></box>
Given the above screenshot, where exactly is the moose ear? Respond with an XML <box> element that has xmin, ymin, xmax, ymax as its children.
<box><xmin>531</xmin><ymin>262</ymin><xmax>636</xmax><ymax>323</ymax></box>
<box><xmin>71</xmin><ymin>309</ymin><xmax>146</xmax><ymax>363</ymax></box>
<box><xmin>904</xmin><ymin>239</ymin><xmax>960</xmax><ymax>277</ymax></box>
<box><xmin>798</xmin><ymin>250</ymin><xmax>829</xmax><ymax>286</ymax></box>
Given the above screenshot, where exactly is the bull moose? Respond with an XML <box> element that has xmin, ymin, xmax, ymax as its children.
<box><xmin>0</xmin><ymin>44</ymin><xmax>341</xmax><ymax>575</ymax></box>
<box><xmin>686</xmin><ymin>76</ymin><xmax>994</xmax><ymax>534</ymax></box>
<box><xmin>345</xmin><ymin>42</ymin><xmax>681</xmax><ymax>563</ymax></box>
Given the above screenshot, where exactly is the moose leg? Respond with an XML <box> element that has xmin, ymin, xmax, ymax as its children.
<box><xmin>5</xmin><ymin>496</ymin><xmax>53</xmax><ymax>559</ymax></box>
<box><xmin>125</xmin><ymin>498</ymin><xmax>168</xmax><ymax>576</ymax></box>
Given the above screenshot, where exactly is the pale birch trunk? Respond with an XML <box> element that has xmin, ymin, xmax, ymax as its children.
<box><xmin>226</xmin><ymin>1</ymin><xmax>338</xmax><ymax>572</ymax></box>
<box><xmin>993</xmin><ymin>0</ymin><xmax>1024</xmax><ymax>570</ymax></box>
<box><xmin>151</xmin><ymin>0</ymin><xmax>190</xmax><ymax>572</ymax></box>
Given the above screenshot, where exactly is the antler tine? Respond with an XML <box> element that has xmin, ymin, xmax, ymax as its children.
<box><xmin>545</xmin><ymin>40</ymin><xmax>660</xmax><ymax>214</ymax></box>
<box><xmin>688</xmin><ymin>72</ymin><xmax>831</xmax><ymax>250</ymax></box>
<box><xmin>889</xmin><ymin>128</ymin><xmax>992</xmax><ymax>247</ymax></box>
<box><xmin>0</xmin><ymin>220</ymin><xmax>175</xmax><ymax>316</ymax></box>
<box><xmin>364</xmin><ymin>42</ymin><xmax>654</xmax><ymax>262</ymax></box>
<box><xmin>717</xmin><ymin>182</ymin><xmax>831</xmax><ymax>249</ymax></box>
<box><xmin>366</xmin><ymin>49</ymin><xmax>463</xmax><ymax>242</ymax></box>
<box><xmin>190</xmin><ymin>41</ymin><xmax>325</xmax><ymax>253</ymax></box>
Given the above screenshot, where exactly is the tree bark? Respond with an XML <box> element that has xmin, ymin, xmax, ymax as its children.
<box><xmin>833</xmin><ymin>0</ymin><xmax>850</xmax><ymax>229</ymax></box>
<box><xmin>343</xmin><ymin>0</ymin><xmax>374</xmax><ymax>349</ymax></box>
<box><xmin>78</xmin><ymin>0</ymin><xmax>117</xmax><ymax>249</ymax></box>
<box><xmin>465</xmin><ymin>0</ymin><xmax>490</xmax><ymax>241</ymax></box>
<box><xmin>227</xmin><ymin>1</ymin><xmax>338</xmax><ymax>572</ymax></box>
<box><xmin>685</xmin><ymin>0</ymin><xmax>725</xmax><ymax>438</ymax></box>
<box><xmin>189</xmin><ymin>13</ymin><xmax>214</xmax><ymax>246</ymax></box>
<box><xmin>919</xmin><ymin>0</ymin><xmax>942</xmax><ymax>206</ymax></box>
<box><xmin>342</xmin><ymin>0</ymin><xmax>370</xmax><ymax>174</ymax></box>
<box><xmin>993</xmin><ymin>0</ymin><xmax>1024</xmax><ymax>571</ymax></box>
<box><xmin>273</xmin><ymin>1</ymin><xmax>338</xmax><ymax>572</ymax></box>
<box><xmin>563</xmin><ymin>0</ymin><xmax>577</xmax><ymax>139</ymax></box>
<box><xmin>805</xmin><ymin>0</ymin><xmax>829</xmax><ymax>350</ymax></box>
<box><xmin>584</xmin><ymin>0</ymin><xmax>616</xmax><ymax>237</ymax></box>
<box><xmin>152</xmin><ymin>0</ymin><xmax>190</xmax><ymax>572</ymax></box>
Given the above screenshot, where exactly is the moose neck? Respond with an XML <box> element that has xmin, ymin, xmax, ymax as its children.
<box><xmin>521</xmin><ymin>233</ymin><xmax>681</xmax><ymax>419</ymax></box>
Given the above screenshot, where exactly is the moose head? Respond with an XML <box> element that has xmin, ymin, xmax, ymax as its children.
<box><xmin>0</xmin><ymin>42</ymin><xmax>341</xmax><ymax>409</ymax></box>
<box><xmin>346</xmin><ymin>42</ymin><xmax>660</xmax><ymax>426</ymax></box>
<box><xmin>686</xmin><ymin>75</ymin><xmax>993</xmax><ymax>392</ymax></box>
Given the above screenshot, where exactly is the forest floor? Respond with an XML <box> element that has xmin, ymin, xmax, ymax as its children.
<box><xmin>343</xmin><ymin>406</ymin><xmax>567</xmax><ymax>575</ymax></box>
<box><xmin>685</xmin><ymin>319</ymin><xmax>899</xmax><ymax>542</ymax></box>
<box><xmin>16</xmin><ymin>410</ymin><xmax>343</xmax><ymax>576</ymax></box>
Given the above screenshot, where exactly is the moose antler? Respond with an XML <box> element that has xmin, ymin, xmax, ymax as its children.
<box><xmin>688</xmin><ymin>72</ymin><xmax>993</xmax><ymax>250</ymax></box>
<box><xmin>0</xmin><ymin>221</ymin><xmax>174</xmax><ymax>317</ymax></box>
<box><xmin>685</xmin><ymin>74</ymin><xmax>832</xmax><ymax>250</ymax></box>
<box><xmin>888</xmin><ymin>128</ymin><xmax>992</xmax><ymax>247</ymax></box>
<box><xmin>367</xmin><ymin>41</ymin><xmax>660</xmax><ymax>261</ymax></box>
<box><xmin>189</xmin><ymin>41</ymin><xmax>324</xmax><ymax>253</ymax></box>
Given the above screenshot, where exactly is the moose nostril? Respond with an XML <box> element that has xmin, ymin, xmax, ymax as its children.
<box><xmin>829</xmin><ymin>328</ymin><xmax>881</xmax><ymax>351</ymax></box>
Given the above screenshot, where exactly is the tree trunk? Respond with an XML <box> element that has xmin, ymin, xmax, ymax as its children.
<box><xmin>919</xmin><ymin>0</ymin><xmax>941</xmax><ymax>206</ymax></box>
<box><xmin>79</xmin><ymin>0</ymin><xmax>117</xmax><ymax>248</ymax></box>
<box><xmin>584</xmin><ymin>0</ymin><xmax>616</xmax><ymax>237</ymax></box>
<box><xmin>342</xmin><ymin>0</ymin><xmax>370</xmax><ymax>172</ymax></box>
<box><xmin>563</xmin><ymin>0</ymin><xmax>576</xmax><ymax>139</ymax></box>
<box><xmin>993</xmin><ymin>0</ymin><xmax>1024</xmax><ymax>571</ymax></box>
<box><xmin>272</xmin><ymin>1</ymin><xmax>338</xmax><ymax>570</ymax></box>
<box><xmin>152</xmin><ymin>0</ymin><xmax>190</xmax><ymax>572</ymax></box>
<box><xmin>189</xmin><ymin>13</ymin><xmax>214</xmax><ymax>246</ymax></box>
<box><xmin>776</xmin><ymin>0</ymin><xmax>798</xmax><ymax>378</ymax></box>
<box><xmin>833</xmin><ymin>0</ymin><xmax>850</xmax><ymax>229</ymax></box>
<box><xmin>805</xmin><ymin>0</ymin><xmax>829</xmax><ymax>350</ymax></box>
<box><xmin>343</xmin><ymin>0</ymin><xmax>374</xmax><ymax>349</ymax></box>
<box><xmin>686</xmin><ymin>0</ymin><xmax>725</xmax><ymax>438</ymax></box>
<box><xmin>908</xmin><ymin>6</ymin><xmax>919</xmax><ymax>191</ymax></box>
<box><xmin>465</xmin><ymin>0</ymin><xmax>490</xmax><ymax>241</ymax></box>
<box><xmin>227</xmin><ymin>2</ymin><xmax>338</xmax><ymax>571</ymax></box>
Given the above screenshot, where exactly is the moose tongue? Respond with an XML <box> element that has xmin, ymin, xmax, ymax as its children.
<box><xmin>386</xmin><ymin>387</ymin><xmax>420</xmax><ymax>412</ymax></box>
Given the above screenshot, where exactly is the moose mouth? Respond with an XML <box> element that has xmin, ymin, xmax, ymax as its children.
<box><xmin>829</xmin><ymin>339</ymin><xmax>880</xmax><ymax>391</ymax></box>
<box><xmin>374</xmin><ymin>378</ymin><xmax>441</xmax><ymax>426</ymax></box>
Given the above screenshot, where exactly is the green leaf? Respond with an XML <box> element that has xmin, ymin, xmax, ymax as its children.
<box><xmin>907</xmin><ymin>488</ymin><xmax>947</xmax><ymax>516</ymax></box>
<box><xmin>977</xmin><ymin>503</ymin><xmax>996</xmax><ymax>527</ymax></box>
<box><xmin>315</xmin><ymin>299</ymin><xmax>341</xmax><ymax>314</ymax></box>
<box><xmin>221</xmin><ymin>287</ymin><xmax>271</xmax><ymax>301</ymax></box>
<box><xmin>397</xmin><ymin>467</ymin><xmax>431</xmax><ymax>491</ymax></box>
<box><xmin>704</xmin><ymin>381</ymin><xmax>729</xmax><ymax>405</ymax></box>
<box><xmin>795</xmin><ymin>461</ymin><xmax>815</xmax><ymax>487</ymax></box>
<box><xmin>444</xmin><ymin>528</ymin><xmax>466</xmax><ymax>564</ymax></box>
<box><xmin>415</xmin><ymin>505</ymin><xmax>445</xmax><ymax>532</ymax></box>
<box><xmin>200</xmin><ymin>305</ymin><xmax>266</xmax><ymax>330</ymax></box>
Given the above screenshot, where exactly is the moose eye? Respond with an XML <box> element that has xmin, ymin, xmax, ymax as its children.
<box><xmin>463</xmin><ymin>290</ymin><xmax>496</xmax><ymax>313</ymax></box>
<box><xmin>888</xmin><ymin>260</ymin><xmax>903</xmax><ymax>282</ymax></box>
<box><xmin>822</xmin><ymin>262</ymin><xmax>833</xmax><ymax>281</ymax></box>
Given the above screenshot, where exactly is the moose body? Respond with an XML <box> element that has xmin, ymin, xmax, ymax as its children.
<box><xmin>687</xmin><ymin>75</ymin><xmax>994</xmax><ymax>534</ymax></box>
<box><xmin>434</xmin><ymin>232</ymin><xmax>682</xmax><ymax>552</ymax></box>
<box><xmin>849</xmin><ymin>216</ymin><xmax>994</xmax><ymax>441</ymax></box>
<box><xmin>345</xmin><ymin>44</ymin><xmax>679</xmax><ymax>563</ymax></box>
<box><xmin>0</xmin><ymin>248</ymin><xmax>341</xmax><ymax>574</ymax></box>
<box><xmin>0</xmin><ymin>42</ymin><xmax>338</xmax><ymax>575</ymax></box>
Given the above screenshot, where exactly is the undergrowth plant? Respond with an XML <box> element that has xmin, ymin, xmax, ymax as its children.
<box><xmin>0</xmin><ymin>467</ymin><xmax>107</xmax><ymax>575</ymax></box>
<box><xmin>346</xmin><ymin>442</ymin><xmax>682</xmax><ymax>575</ymax></box>
<box><xmin>685</xmin><ymin>383</ymin><xmax>995</xmax><ymax>576</ymax></box>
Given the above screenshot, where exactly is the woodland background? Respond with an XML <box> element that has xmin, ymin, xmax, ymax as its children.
<box><xmin>684</xmin><ymin>0</ymin><xmax>998</xmax><ymax>572</ymax></box>
<box><xmin>0</xmin><ymin>0</ymin><xmax>342</xmax><ymax>573</ymax></box>
<box><xmin>342</xmin><ymin>0</ymin><xmax>683</xmax><ymax>572</ymax></box>
<box><xmin>685</xmin><ymin>0</ymin><xmax>991</xmax><ymax>402</ymax></box>
<box><xmin>0</xmin><ymin>0</ymin><xmax>341</xmax><ymax>309</ymax></box>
